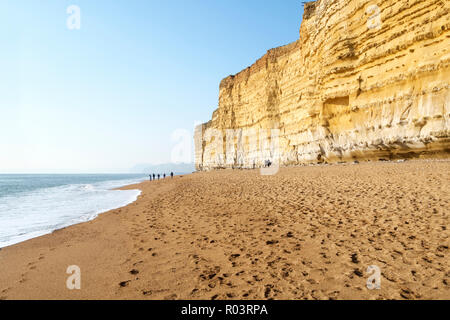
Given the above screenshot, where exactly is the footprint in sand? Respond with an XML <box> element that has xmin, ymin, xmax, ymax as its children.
<box><xmin>119</xmin><ymin>280</ymin><xmax>131</xmax><ymax>288</ymax></box>
<box><xmin>264</xmin><ymin>285</ymin><xmax>274</xmax><ymax>298</ymax></box>
<box><xmin>132</xmin><ymin>261</ymin><xmax>143</xmax><ymax>267</ymax></box>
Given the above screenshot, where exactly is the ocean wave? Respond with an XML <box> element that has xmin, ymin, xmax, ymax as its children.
<box><xmin>0</xmin><ymin>176</ymin><xmax>145</xmax><ymax>248</ymax></box>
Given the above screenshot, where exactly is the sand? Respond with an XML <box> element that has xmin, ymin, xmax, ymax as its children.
<box><xmin>0</xmin><ymin>160</ymin><xmax>449</xmax><ymax>300</ymax></box>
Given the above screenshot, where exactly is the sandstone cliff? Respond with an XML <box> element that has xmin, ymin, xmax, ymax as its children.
<box><xmin>195</xmin><ymin>0</ymin><xmax>450</xmax><ymax>171</ymax></box>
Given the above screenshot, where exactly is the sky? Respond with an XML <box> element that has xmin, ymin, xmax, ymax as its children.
<box><xmin>0</xmin><ymin>0</ymin><xmax>304</xmax><ymax>173</ymax></box>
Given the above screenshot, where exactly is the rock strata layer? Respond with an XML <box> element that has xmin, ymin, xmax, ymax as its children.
<box><xmin>195</xmin><ymin>0</ymin><xmax>450</xmax><ymax>170</ymax></box>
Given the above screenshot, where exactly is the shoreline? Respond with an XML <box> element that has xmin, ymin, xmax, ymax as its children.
<box><xmin>0</xmin><ymin>160</ymin><xmax>449</xmax><ymax>300</ymax></box>
<box><xmin>0</xmin><ymin>178</ymin><xmax>145</xmax><ymax>250</ymax></box>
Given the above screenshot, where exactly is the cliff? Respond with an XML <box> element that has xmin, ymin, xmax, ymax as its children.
<box><xmin>195</xmin><ymin>0</ymin><xmax>450</xmax><ymax>171</ymax></box>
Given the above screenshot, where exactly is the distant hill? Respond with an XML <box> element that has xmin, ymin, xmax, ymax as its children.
<box><xmin>130</xmin><ymin>163</ymin><xmax>195</xmax><ymax>175</ymax></box>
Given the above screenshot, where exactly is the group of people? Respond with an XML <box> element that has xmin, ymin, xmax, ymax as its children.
<box><xmin>264</xmin><ymin>160</ymin><xmax>273</xmax><ymax>168</ymax></box>
<box><xmin>149</xmin><ymin>172</ymin><xmax>174</xmax><ymax>181</ymax></box>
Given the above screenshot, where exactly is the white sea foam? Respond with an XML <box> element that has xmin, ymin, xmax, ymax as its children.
<box><xmin>0</xmin><ymin>177</ymin><xmax>145</xmax><ymax>248</ymax></box>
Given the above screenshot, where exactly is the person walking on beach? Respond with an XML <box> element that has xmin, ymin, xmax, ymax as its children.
<box><xmin>149</xmin><ymin>174</ymin><xmax>152</xmax><ymax>181</ymax></box>
<box><xmin>153</xmin><ymin>174</ymin><xmax>156</xmax><ymax>180</ymax></box>
<box><xmin>163</xmin><ymin>173</ymin><xmax>166</xmax><ymax>179</ymax></box>
<box><xmin>158</xmin><ymin>174</ymin><xmax>160</xmax><ymax>180</ymax></box>
<box><xmin>171</xmin><ymin>172</ymin><xmax>174</xmax><ymax>179</ymax></box>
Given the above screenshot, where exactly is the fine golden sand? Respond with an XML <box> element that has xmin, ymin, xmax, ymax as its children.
<box><xmin>0</xmin><ymin>160</ymin><xmax>449</xmax><ymax>300</ymax></box>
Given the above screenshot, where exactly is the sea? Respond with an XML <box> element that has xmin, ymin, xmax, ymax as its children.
<box><xmin>0</xmin><ymin>174</ymin><xmax>147</xmax><ymax>248</ymax></box>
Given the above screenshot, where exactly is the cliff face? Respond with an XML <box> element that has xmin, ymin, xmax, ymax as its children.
<box><xmin>195</xmin><ymin>0</ymin><xmax>450</xmax><ymax>171</ymax></box>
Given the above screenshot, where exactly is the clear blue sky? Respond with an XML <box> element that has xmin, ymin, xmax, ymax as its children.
<box><xmin>0</xmin><ymin>0</ymin><xmax>304</xmax><ymax>173</ymax></box>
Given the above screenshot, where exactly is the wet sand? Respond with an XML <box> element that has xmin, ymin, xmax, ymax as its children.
<box><xmin>0</xmin><ymin>160</ymin><xmax>449</xmax><ymax>300</ymax></box>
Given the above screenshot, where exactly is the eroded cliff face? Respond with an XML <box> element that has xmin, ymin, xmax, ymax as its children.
<box><xmin>195</xmin><ymin>0</ymin><xmax>450</xmax><ymax>171</ymax></box>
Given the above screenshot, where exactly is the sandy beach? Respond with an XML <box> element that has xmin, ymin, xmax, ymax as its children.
<box><xmin>0</xmin><ymin>160</ymin><xmax>449</xmax><ymax>300</ymax></box>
